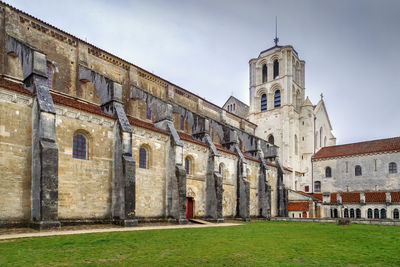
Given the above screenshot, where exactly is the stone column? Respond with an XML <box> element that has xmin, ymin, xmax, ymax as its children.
<box><xmin>6</xmin><ymin>35</ymin><xmax>60</xmax><ymax>229</ymax></box>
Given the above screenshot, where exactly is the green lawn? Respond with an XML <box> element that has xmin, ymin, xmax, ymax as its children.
<box><xmin>0</xmin><ymin>221</ymin><xmax>399</xmax><ymax>266</ymax></box>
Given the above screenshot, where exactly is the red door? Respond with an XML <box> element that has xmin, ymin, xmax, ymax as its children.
<box><xmin>302</xmin><ymin>211</ymin><xmax>307</xmax><ymax>218</ymax></box>
<box><xmin>186</xmin><ymin>197</ymin><xmax>193</xmax><ymax>219</ymax></box>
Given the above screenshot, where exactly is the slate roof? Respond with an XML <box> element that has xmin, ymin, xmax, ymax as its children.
<box><xmin>313</xmin><ymin>136</ymin><xmax>400</xmax><ymax>160</ymax></box>
<box><xmin>288</xmin><ymin>201</ymin><xmax>309</xmax><ymax>211</ymax></box>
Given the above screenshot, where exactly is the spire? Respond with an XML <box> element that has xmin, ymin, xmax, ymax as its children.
<box><xmin>274</xmin><ymin>16</ymin><xmax>279</xmax><ymax>46</ymax></box>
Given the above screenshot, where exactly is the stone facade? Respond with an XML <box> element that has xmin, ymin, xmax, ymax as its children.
<box><xmin>0</xmin><ymin>3</ymin><xmax>290</xmax><ymax>227</ymax></box>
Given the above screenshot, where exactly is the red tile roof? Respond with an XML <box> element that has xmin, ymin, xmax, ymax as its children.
<box><xmin>391</xmin><ymin>192</ymin><xmax>400</xmax><ymax>202</ymax></box>
<box><xmin>312</xmin><ymin>137</ymin><xmax>400</xmax><ymax>160</ymax></box>
<box><xmin>365</xmin><ymin>192</ymin><xmax>386</xmax><ymax>203</ymax></box>
<box><xmin>0</xmin><ymin>78</ymin><xmax>33</xmax><ymax>96</ymax></box>
<box><xmin>178</xmin><ymin>132</ymin><xmax>207</xmax><ymax>147</ymax></box>
<box><xmin>341</xmin><ymin>192</ymin><xmax>360</xmax><ymax>203</ymax></box>
<box><xmin>128</xmin><ymin>116</ymin><xmax>168</xmax><ymax>135</ymax></box>
<box><xmin>288</xmin><ymin>202</ymin><xmax>309</xmax><ymax>211</ymax></box>
<box><xmin>330</xmin><ymin>193</ymin><xmax>337</xmax><ymax>203</ymax></box>
<box><xmin>312</xmin><ymin>193</ymin><xmax>323</xmax><ymax>201</ymax></box>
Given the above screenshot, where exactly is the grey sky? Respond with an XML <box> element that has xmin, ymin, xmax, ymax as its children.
<box><xmin>9</xmin><ymin>0</ymin><xmax>400</xmax><ymax>144</ymax></box>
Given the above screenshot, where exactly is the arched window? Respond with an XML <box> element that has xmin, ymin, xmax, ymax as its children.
<box><xmin>325</xmin><ymin>167</ymin><xmax>332</xmax><ymax>178</ymax></box>
<box><xmin>324</xmin><ymin>136</ymin><xmax>327</xmax><ymax>147</ymax></box>
<box><xmin>356</xmin><ymin>208</ymin><xmax>361</xmax><ymax>219</ymax></box>
<box><xmin>350</xmin><ymin>208</ymin><xmax>354</xmax><ymax>218</ymax></box>
<box><xmin>315</xmin><ymin>131</ymin><xmax>318</xmax><ymax>149</ymax></box>
<box><xmin>355</xmin><ymin>165</ymin><xmax>362</xmax><ymax>176</ymax></box>
<box><xmin>394</xmin><ymin>209</ymin><xmax>399</xmax><ymax>219</ymax></box>
<box><xmin>367</xmin><ymin>208</ymin><xmax>372</xmax><ymax>219</ymax></box>
<box><xmin>389</xmin><ymin>162</ymin><xmax>397</xmax><ymax>173</ymax></box>
<box><xmin>146</xmin><ymin>105</ymin><xmax>152</xmax><ymax>120</ymax></box>
<box><xmin>274</xmin><ymin>90</ymin><xmax>281</xmax><ymax>108</ymax></box>
<box><xmin>273</xmin><ymin>59</ymin><xmax>279</xmax><ymax>79</ymax></box>
<box><xmin>380</xmin><ymin>209</ymin><xmax>386</xmax><ymax>219</ymax></box>
<box><xmin>334</xmin><ymin>209</ymin><xmax>338</xmax><ymax>218</ymax></box>
<box><xmin>233</xmin><ymin>103</ymin><xmax>235</xmax><ymax>111</ymax></box>
<box><xmin>319</xmin><ymin>127</ymin><xmax>323</xmax><ymax>148</ymax></box>
<box><xmin>180</xmin><ymin>115</ymin><xmax>185</xmax><ymax>130</ymax></box>
<box><xmin>260</xmin><ymin>94</ymin><xmax>267</xmax><ymax>111</ymax></box>
<box><xmin>374</xmin><ymin>208</ymin><xmax>379</xmax><ymax>219</ymax></box>
<box><xmin>268</xmin><ymin>135</ymin><xmax>274</xmax><ymax>145</ymax></box>
<box><xmin>314</xmin><ymin>181</ymin><xmax>321</xmax><ymax>192</ymax></box>
<box><xmin>294</xmin><ymin>135</ymin><xmax>298</xmax><ymax>155</ymax></box>
<box><xmin>185</xmin><ymin>156</ymin><xmax>191</xmax><ymax>174</ymax></box>
<box><xmin>73</xmin><ymin>134</ymin><xmax>87</xmax><ymax>159</ymax></box>
<box><xmin>344</xmin><ymin>209</ymin><xmax>349</xmax><ymax>218</ymax></box>
<box><xmin>219</xmin><ymin>163</ymin><xmax>224</xmax><ymax>175</ymax></box>
<box><xmin>139</xmin><ymin>147</ymin><xmax>148</xmax><ymax>169</ymax></box>
<box><xmin>262</xmin><ymin>64</ymin><xmax>268</xmax><ymax>83</ymax></box>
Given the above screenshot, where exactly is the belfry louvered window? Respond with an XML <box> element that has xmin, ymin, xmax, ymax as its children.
<box><xmin>262</xmin><ymin>64</ymin><xmax>268</xmax><ymax>83</ymax></box>
<box><xmin>274</xmin><ymin>90</ymin><xmax>281</xmax><ymax>108</ymax></box>
<box><xmin>273</xmin><ymin>60</ymin><xmax>279</xmax><ymax>79</ymax></box>
<box><xmin>260</xmin><ymin>94</ymin><xmax>267</xmax><ymax>111</ymax></box>
<box><xmin>73</xmin><ymin>134</ymin><xmax>86</xmax><ymax>160</ymax></box>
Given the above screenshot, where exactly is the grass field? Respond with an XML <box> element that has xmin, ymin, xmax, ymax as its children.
<box><xmin>0</xmin><ymin>221</ymin><xmax>399</xmax><ymax>266</ymax></box>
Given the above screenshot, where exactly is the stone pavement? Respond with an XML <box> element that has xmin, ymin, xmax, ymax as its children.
<box><xmin>0</xmin><ymin>223</ymin><xmax>241</xmax><ymax>240</ymax></box>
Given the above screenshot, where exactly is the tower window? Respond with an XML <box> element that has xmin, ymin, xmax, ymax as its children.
<box><xmin>73</xmin><ymin>133</ymin><xmax>87</xmax><ymax>160</ymax></box>
<box><xmin>314</xmin><ymin>181</ymin><xmax>321</xmax><ymax>192</ymax></box>
<box><xmin>325</xmin><ymin>167</ymin><xmax>332</xmax><ymax>178</ymax></box>
<box><xmin>389</xmin><ymin>162</ymin><xmax>397</xmax><ymax>173</ymax></box>
<box><xmin>260</xmin><ymin>94</ymin><xmax>267</xmax><ymax>111</ymax></box>
<box><xmin>274</xmin><ymin>90</ymin><xmax>281</xmax><ymax>108</ymax></box>
<box><xmin>355</xmin><ymin>165</ymin><xmax>362</xmax><ymax>176</ymax></box>
<box><xmin>185</xmin><ymin>156</ymin><xmax>191</xmax><ymax>174</ymax></box>
<box><xmin>273</xmin><ymin>59</ymin><xmax>279</xmax><ymax>79</ymax></box>
<box><xmin>262</xmin><ymin>64</ymin><xmax>268</xmax><ymax>83</ymax></box>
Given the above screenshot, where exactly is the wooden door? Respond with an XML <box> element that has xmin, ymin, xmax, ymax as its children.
<box><xmin>186</xmin><ymin>197</ymin><xmax>193</xmax><ymax>219</ymax></box>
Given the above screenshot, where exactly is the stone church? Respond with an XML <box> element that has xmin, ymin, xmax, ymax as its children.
<box><xmin>0</xmin><ymin>2</ymin><xmax>399</xmax><ymax>229</ymax></box>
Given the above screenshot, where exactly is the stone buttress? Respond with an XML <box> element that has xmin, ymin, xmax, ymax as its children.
<box><xmin>257</xmin><ymin>141</ymin><xmax>271</xmax><ymax>219</ymax></box>
<box><xmin>276</xmin><ymin>159</ymin><xmax>288</xmax><ymax>217</ymax></box>
<box><xmin>6</xmin><ymin>35</ymin><xmax>60</xmax><ymax>229</ymax></box>
<box><xmin>79</xmin><ymin>66</ymin><xmax>137</xmax><ymax>226</ymax></box>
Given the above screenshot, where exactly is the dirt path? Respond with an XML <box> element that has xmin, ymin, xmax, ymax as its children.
<box><xmin>0</xmin><ymin>223</ymin><xmax>241</xmax><ymax>240</ymax></box>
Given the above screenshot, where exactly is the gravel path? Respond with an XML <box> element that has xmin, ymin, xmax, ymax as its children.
<box><xmin>0</xmin><ymin>223</ymin><xmax>241</xmax><ymax>240</ymax></box>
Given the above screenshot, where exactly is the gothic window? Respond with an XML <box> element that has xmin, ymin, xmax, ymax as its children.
<box><xmin>294</xmin><ymin>135</ymin><xmax>298</xmax><ymax>155</ymax></box>
<box><xmin>268</xmin><ymin>135</ymin><xmax>274</xmax><ymax>145</ymax></box>
<box><xmin>139</xmin><ymin>147</ymin><xmax>148</xmax><ymax>169</ymax></box>
<box><xmin>350</xmin><ymin>208</ymin><xmax>355</xmax><ymax>218</ymax></box>
<box><xmin>273</xmin><ymin>59</ymin><xmax>279</xmax><ymax>79</ymax></box>
<box><xmin>219</xmin><ymin>163</ymin><xmax>224</xmax><ymax>175</ymax></box>
<box><xmin>381</xmin><ymin>209</ymin><xmax>386</xmax><ymax>219</ymax></box>
<box><xmin>356</xmin><ymin>208</ymin><xmax>361</xmax><ymax>219</ymax></box>
<box><xmin>355</xmin><ymin>165</ymin><xmax>362</xmax><ymax>176</ymax></box>
<box><xmin>180</xmin><ymin>115</ymin><xmax>185</xmax><ymax>130</ymax></box>
<box><xmin>374</xmin><ymin>208</ymin><xmax>379</xmax><ymax>219</ymax></box>
<box><xmin>274</xmin><ymin>90</ymin><xmax>281</xmax><ymax>108</ymax></box>
<box><xmin>314</xmin><ymin>181</ymin><xmax>321</xmax><ymax>192</ymax></box>
<box><xmin>146</xmin><ymin>105</ymin><xmax>152</xmax><ymax>120</ymax></box>
<box><xmin>262</xmin><ymin>64</ymin><xmax>268</xmax><ymax>83</ymax></box>
<box><xmin>394</xmin><ymin>209</ymin><xmax>399</xmax><ymax>219</ymax></box>
<box><xmin>389</xmin><ymin>162</ymin><xmax>397</xmax><ymax>173</ymax></box>
<box><xmin>325</xmin><ymin>167</ymin><xmax>332</xmax><ymax>178</ymax></box>
<box><xmin>261</xmin><ymin>94</ymin><xmax>267</xmax><ymax>111</ymax></box>
<box><xmin>367</xmin><ymin>208</ymin><xmax>372</xmax><ymax>219</ymax></box>
<box><xmin>233</xmin><ymin>103</ymin><xmax>236</xmax><ymax>111</ymax></box>
<box><xmin>344</xmin><ymin>208</ymin><xmax>349</xmax><ymax>218</ymax></box>
<box><xmin>324</xmin><ymin>136</ymin><xmax>327</xmax><ymax>147</ymax></box>
<box><xmin>73</xmin><ymin>134</ymin><xmax>87</xmax><ymax>160</ymax></box>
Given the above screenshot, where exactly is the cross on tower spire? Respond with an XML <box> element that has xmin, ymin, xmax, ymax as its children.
<box><xmin>274</xmin><ymin>16</ymin><xmax>279</xmax><ymax>46</ymax></box>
